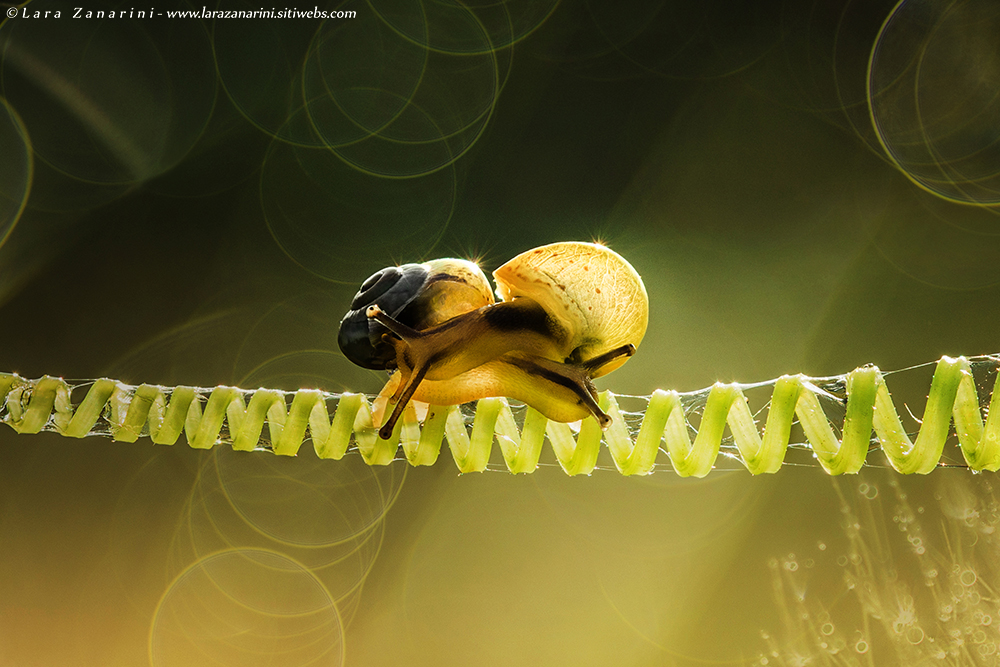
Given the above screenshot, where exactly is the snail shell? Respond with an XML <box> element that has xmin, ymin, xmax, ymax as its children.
<box><xmin>493</xmin><ymin>242</ymin><xmax>648</xmax><ymax>375</ymax></box>
<box><xmin>338</xmin><ymin>242</ymin><xmax>648</xmax><ymax>439</ymax></box>
<box><xmin>338</xmin><ymin>258</ymin><xmax>493</xmax><ymax>369</ymax></box>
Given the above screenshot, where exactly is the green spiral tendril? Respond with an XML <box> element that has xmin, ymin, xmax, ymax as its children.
<box><xmin>1</xmin><ymin>355</ymin><xmax>998</xmax><ymax>476</ymax></box>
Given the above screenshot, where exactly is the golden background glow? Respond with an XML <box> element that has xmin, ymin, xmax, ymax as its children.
<box><xmin>2</xmin><ymin>0</ymin><xmax>1000</xmax><ymax>664</ymax></box>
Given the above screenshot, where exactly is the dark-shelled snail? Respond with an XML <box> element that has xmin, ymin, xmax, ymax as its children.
<box><xmin>338</xmin><ymin>241</ymin><xmax>649</xmax><ymax>440</ymax></box>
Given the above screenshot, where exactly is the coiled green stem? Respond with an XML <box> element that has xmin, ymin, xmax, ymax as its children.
<box><xmin>1</xmin><ymin>355</ymin><xmax>998</xmax><ymax>476</ymax></box>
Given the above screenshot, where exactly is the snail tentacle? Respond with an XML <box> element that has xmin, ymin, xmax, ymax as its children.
<box><xmin>580</xmin><ymin>344</ymin><xmax>636</xmax><ymax>375</ymax></box>
<box><xmin>365</xmin><ymin>305</ymin><xmax>431</xmax><ymax>431</ymax></box>
<box><xmin>378</xmin><ymin>361</ymin><xmax>431</xmax><ymax>440</ymax></box>
<box><xmin>501</xmin><ymin>353</ymin><xmax>612</xmax><ymax>429</ymax></box>
<box><xmin>366</xmin><ymin>305</ymin><xmax>424</xmax><ymax>341</ymax></box>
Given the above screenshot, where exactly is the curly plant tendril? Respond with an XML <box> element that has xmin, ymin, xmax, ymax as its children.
<box><xmin>1</xmin><ymin>355</ymin><xmax>999</xmax><ymax>477</ymax></box>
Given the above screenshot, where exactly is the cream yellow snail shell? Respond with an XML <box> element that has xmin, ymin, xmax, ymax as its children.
<box><xmin>337</xmin><ymin>241</ymin><xmax>648</xmax><ymax>440</ymax></box>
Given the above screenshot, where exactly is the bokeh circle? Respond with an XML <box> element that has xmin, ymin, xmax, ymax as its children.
<box><xmin>149</xmin><ymin>549</ymin><xmax>344</xmax><ymax>667</ymax></box>
<box><xmin>0</xmin><ymin>97</ymin><xmax>31</xmax><ymax>247</ymax></box>
<box><xmin>0</xmin><ymin>0</ymin><xmax>216</xmax><ymax>209</ymax></box>
<box><xmin>869</xmin><ymin>0</ymin><xmax>1000</xmax><ymax>205</ymax></box>
<box><xmin>260</xmin><ymin>138</ymin><xmax>455</xmax><ymax>282</ymax></box>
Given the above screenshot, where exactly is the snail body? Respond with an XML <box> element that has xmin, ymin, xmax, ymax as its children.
<box><xmin>338</xmin><ymin>242</ymin><xmax>648</xmax><ymax>439</ymax></box>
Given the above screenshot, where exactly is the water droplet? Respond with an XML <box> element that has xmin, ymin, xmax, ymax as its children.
<box><xmin>961</xmin><ymin>569</ymin><xmax>978</xmax><ymax>586</ymax></box>
<box><xmin>821</xmin><ymin>622</ymin><xmax>835</xmax><ymax>636</ymax></box>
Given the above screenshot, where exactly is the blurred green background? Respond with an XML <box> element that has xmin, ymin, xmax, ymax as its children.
<box><xmin>2</xmin><ymin>0</ymin><xmax>1000</xmax><ymax>664</ymax></box>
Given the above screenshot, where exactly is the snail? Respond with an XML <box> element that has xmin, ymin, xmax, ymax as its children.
<box><xmin>338</xmin><ymin>241</ymin><xmax>649</xmax><ymax>440</ymax></box>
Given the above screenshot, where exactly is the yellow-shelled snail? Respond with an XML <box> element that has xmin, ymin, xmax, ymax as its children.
<box><xmin>338</xmin><ymin>241</ymin><xmax>649</xmax><ymax>440</ymax></box>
